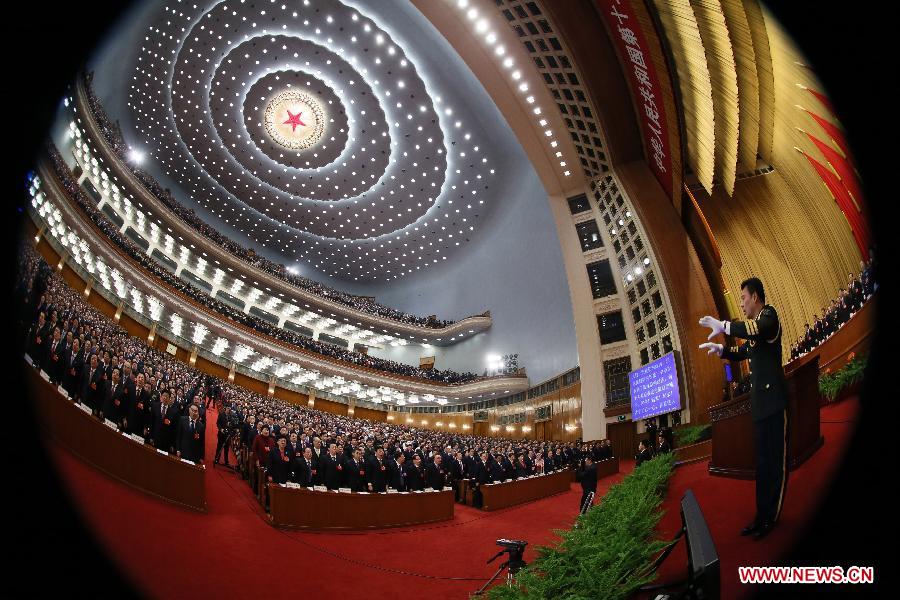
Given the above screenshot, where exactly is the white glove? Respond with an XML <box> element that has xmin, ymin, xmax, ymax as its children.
<box><xmin>699</xmin><ymin>315</ymin><xmax>726</xmax><ymax>340</ymax></box>
<box><xmin>699</xmin><ymin>342</ymin><xmax>723</xmax><ymax>357</ymax></box>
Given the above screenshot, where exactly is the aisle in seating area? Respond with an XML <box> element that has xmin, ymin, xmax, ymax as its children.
<box><xmin>48</xmin><ymin>397</ymin><xmax>859</xmax><ymax>599</ymax></box>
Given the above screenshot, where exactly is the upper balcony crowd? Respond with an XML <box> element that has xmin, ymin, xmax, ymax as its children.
<box><xmin>43</xmin><ymin>146</ymin><xmax>478</xmax><ymax>384</ymax></box>
<box><xmin>80</xmin><ymin>72</ymin><xmax>457</xmax><ymax>329</ymax></box>
<box><xmin>789</xmin><ymin>252</ymin><xmax>877</xmax><ymax>361</ymax></box>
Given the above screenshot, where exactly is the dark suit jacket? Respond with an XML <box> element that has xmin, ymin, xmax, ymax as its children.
<box><xmin>266</xmin><ymin>447</ymin><xmax>292</xmax><ymax>484</ymax></box>
<box><xmin>345</xmin><ymin>458</ymin><xmax>367</xmax><ymax>492</ymax></box>
<box><xmin>404</xmin><ymin>463</ymin><xmax>426</xmax><ymax>491</ymax></box>
<box><xmin>150</xmin><ymin>401</ymin><xmax>179</xmax><ymax>452</ymax></box>
<box><xmin>387</xmin><ymin>460</ymin><xmax>406</xmax><ymax>491</ymax></box>
<box><xmin>127</xmin><ymin>389</ymin><xmax>152</xmax><ymax>436</ymax></box>
<box><xmin>63</xmin><ymin>349</ymin><xmax>84</xmax><ymax>396</ymax></box>
<box><xmin>425</xmin><ymin>461</ymin><xmax>448</xmax><ymax>490</ymax></box>
<box><xmin>319</xmin><ymin>453</ymin><xmax>345</xmax><ymax>490</ymax></box>
<box><xmin>80</xmin><ymin>366</ymin><xmax>105</xmax><ymax>410</ymax></box>
<box><xmin>576</xmin><ymin>463</ymin><xmax>598</xmax><ymax>493</ymax></box>
<box><xmin>175</xmin><ymin>416</ymin><xmax>205</xmax><ymax>463</ymax></box>
<box><xmin>635</xmin><ymin>448</ymin><xmax>653</xmax><ymax>467</ymax></box>
<box><xmin>293</xmin><ymin>456</ymin><xmax>315</xmax><ymax>487</ymax></box>
<box><xmin>366</xmin><ymin>457</ymin><xmax>389</xmax><ymax>492</ymax></box>
<box><xmin>101</xmin><ymin>381</ymin><xmax>128</xmax><ymax>424</ymax></box>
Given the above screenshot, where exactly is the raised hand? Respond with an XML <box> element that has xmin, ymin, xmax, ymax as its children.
<box><xmin>699</xmin><ymin>342</ymin><xmax>723</xmax><ymax>357</ymax></box>
<box><xmin>699</xmin><ymin>315</ymin><xmax>726</xmax><ymax>340</ymax></box>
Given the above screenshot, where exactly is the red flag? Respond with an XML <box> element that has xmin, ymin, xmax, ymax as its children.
<box><xmin>803</xmin><ymin>132</ymin><xmax>866</xmax><ymax>214</ymax></box>
<box><xmin>806</xmin><ymin>88</ymin><xmax>836</xmax><ymax>115</ymax></box>
<box><xmin>804</xmin><ymin>109</ymin><xmax>851</xmax><ymax>159</ymax></box>
<box><xmin>802</xmin><ymin>152</ymin><xmax>869</xmax><ymax>259</ymax></box>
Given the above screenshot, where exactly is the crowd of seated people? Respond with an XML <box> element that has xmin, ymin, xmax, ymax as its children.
<box><xmin>18</xmin><ymin>244</ymin><xmax>611</xmax><ymax>509</ymax></box>
<box><xmin>79</xmin><ymin>72</ymin><xmax>456</xmax><ymax>330</ymax></box>
<box><xmin>789</xmin><ymin>253</ymin><xmax>877</xmax><ymax>361</ymax></box>
<box><xmin>43</xmin><ymin>147</ymin><xmax>478</xmax><ymax>384</ymax></box>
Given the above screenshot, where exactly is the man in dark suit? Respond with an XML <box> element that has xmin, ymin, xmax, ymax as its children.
<box><xmin>635</xmin><ymin>440</ymin><xmax>653</xmax><ymax>466</ymax></box>
<box><xmin>309</xmin><ymin>437</ymin><xmax>324</xmax><ymax>483</ymax></box>
<box><xmin>471</xmin><ymin>451</ymin><xmax>491</xmax><ymax>508</ymax></box>
<box><xmin>425</xmin><ymin>453</ymin><xmax>448</xmax><ymax>491</ymax></box>
<box><xmin>657</xmin><ymin>432</ymin><xmax>672</xmax><ymax>454</ymax></box>
<box><xmin>62</xmin><ymin>338</ymin><xmax>84</xmax><ymax>399</ymax></box>
<box><xmin>80</xmin><ymin>353</ymin><xmax>104</xmax><ymax>412</ymax></box>
<box><xmin>319</xmin><ymin>442</ymin><xmax>345</xmax><ymax>490</ymax></box>
<box><xmin>575</xmin><ymin>456</ymin><xmax>598</xmax><ymax>514</ymax></box>
<box><xmin>215</xmin><ymin>405</ymin><xmax>235</xmax><ymax>465</ymax></box>
<box><xmin>47</xmin><ymin>328</ymin><xmax>66</xmax><ymax>385</ymax></box>
<box><xmin>175</xmin><ymin>403</ymin><xmax>205</xmax><ymax>463</ymax></box>
<box><xmin>100</xmin><ymin>368</ymin><xmax>127</xmax><ymax>427</ymax></box>
<box><xmin>293</xmin><ymin>447</ymin><xmax>316</xmax><ymax>487</ymax></box>
<box><xmin>404</xmin><ymin>454</ymin><xmax>426</xmax><ymax>491</ymax></box>
<box><xmin>488</xmin><ymin>453</ymin><xmax>506</xmax><ymax>483</ymax></box>
<box><xmin>345</xmin><ymin>448</ymin><xmax>367</xmax><ymax>492</ymax></box>
<box><xmin>126</xmin><ymin>373</ymin><xmax>151</xmax><ymax>438</ymax></box>
<box><xmin>365</xmin><ymin>447</ymin><xmax>389</xmax><ymax>492</ymax></box>
<box><xmin>387</xmin><ymin>451</ymin><xmax>406</xmax><ymax>491</ymax></box>
<box><xmin>150</xmin><ymin>390</ymin><xmax>179</xmax><ymax>453</ymax></box>
<box><xmin>266</xmin><ymin>436</ymin><xmax>292</xmax><ymax>484</ymax></box>
<box><xmin>701</xmin><ymin>276</ymin><xmax>788</xmax><ymax>541</ymax></box>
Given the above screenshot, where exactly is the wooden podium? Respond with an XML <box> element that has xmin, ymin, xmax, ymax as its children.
<box><xmin>708</xmin><ymin>357</ymin><xmax>822</xmax><ymax>479</ymax></box>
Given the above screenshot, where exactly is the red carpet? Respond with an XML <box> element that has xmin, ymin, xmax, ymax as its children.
<box><xmin>47</xmin><ymin>397</ymin><xmax>859</xmax><ymax>599</ymax></box>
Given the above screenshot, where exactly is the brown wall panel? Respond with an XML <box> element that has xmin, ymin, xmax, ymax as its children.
<box><xmin>234</xmin><ymin>372</ymin><xmax>267</xmax><ymax>395</ymax></box>
<box><xmin>60</xmin><ymin>263</ymin><xmax>84</xmax><ymax>293</ymax></box>
<box><xmin>119</xmin><ymin>312</ymin><xmax>149</xmax><ymax>340</ymax></box>
<box><xmin>352</xmin><ymin>406</ymin><xmax>388</xmax><ymax>423</ymax></box>
<box><xmin>35</xmin><ymin>238</ymin><xmax>60</xmax><ymax>266</ymax></box>
<box><xmin>196</xmin><ymin>355</ymin><xmax>229</xmax><ymax>380</ymax></box>
<box><xmin>274</xmin><ymin>386</ymin><xmax>309</xmax><ymax>407</ymax></box>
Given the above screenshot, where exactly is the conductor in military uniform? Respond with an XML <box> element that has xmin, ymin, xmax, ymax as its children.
<box><xmin>700</xmin><ymin>277</ymin><xmax>787</xmax><ymax>540</ymax></box>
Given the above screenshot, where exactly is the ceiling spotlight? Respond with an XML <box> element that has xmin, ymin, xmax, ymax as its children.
<box><xmin>644</xmin><ymin>257</ymin><xmax>651</xmax><ymax>266</ymax></box>
<box><xmin>495</xmin><ymin>45</ymin><xmax>505</xmax><ymax>56</ymax></box>
<box><xmin>475</xmin><ymin>19</ymin><xmax>489</xmax><ymax>33</ymax></box>
<box><xmin>128</xmin><ymin>148</ymin><xmax>145</xmax><ymax>164</ymax></box>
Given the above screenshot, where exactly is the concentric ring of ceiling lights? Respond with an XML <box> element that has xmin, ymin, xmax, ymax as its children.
<box><xmin>127</xmin><ymin>0</ymin><xmax>496</xmax><ymax>282</ymax></box>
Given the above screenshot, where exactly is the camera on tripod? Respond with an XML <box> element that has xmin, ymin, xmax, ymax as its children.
<box><xmin>473</xmin><ymin>539</ymin><xmax>529</xmax><ymax>595</ymax></box>
<box><xmin>495</xmin><ymin>539</ymin><xmax>527</xmax><ymax>558</ymax></box>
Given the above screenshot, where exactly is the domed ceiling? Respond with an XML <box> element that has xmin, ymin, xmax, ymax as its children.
<box><xmin>122</xmin><ymin>0</ymin><xmax>505</xmax><ymax>283</ymax></box>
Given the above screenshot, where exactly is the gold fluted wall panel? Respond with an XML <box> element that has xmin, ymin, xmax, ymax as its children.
<box><xmin>692</xmin><ymin>6</ymin><xmax>862</xmax><ymax>359</ymax></box>
<box><xmin>651</xmin><ymin>0</ymin><xmax>716</xmax><ymax>195</ymax></box>
<box><xmin>690</xmin><ymin>0</ymin><xmax>739</xmax><ymax>196</ymax></box>
<box><xmin>741</xmin><ymin>0</ymin><xmax>775</xmax><ymax>162</ymax></box>
<box><xmin>720</xmin><ymin>0</ymin><xmax>760</xmax><ymax>171</ymax></box>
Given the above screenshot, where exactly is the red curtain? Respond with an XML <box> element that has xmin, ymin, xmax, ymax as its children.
<box><xmin>802</xmin><ymin>152</ymin><xmax>869</xmax><ymax>259</ymax></box>
<box><xmin>803</xmin><ymin>131</ymin><xmax>866</xmax><ymax>215</ymax></box>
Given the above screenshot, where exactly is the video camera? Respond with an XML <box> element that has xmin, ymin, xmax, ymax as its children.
<box><xmin>496</xmin><ymin>539</ymin><xmax>528</xmax><ymax>553</ymax></box>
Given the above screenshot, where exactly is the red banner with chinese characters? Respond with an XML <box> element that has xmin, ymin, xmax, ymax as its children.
<box><xmin>596</xmin><ymin>0</ymin><xmax>673</xmax><ymax>197</ymax></box>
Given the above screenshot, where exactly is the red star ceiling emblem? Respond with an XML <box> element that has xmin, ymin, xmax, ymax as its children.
<box><xmin>283</xmin><ymin>109</ymin><xmax>306</xmax><ymax>133</ymax></box>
